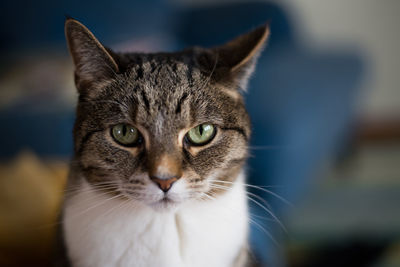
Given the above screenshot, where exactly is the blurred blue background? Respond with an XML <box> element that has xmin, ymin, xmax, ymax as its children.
<box><xmin>1</xmin><ymin>1</ymin><xmax>399</xmax><ymax>266</ymax></box>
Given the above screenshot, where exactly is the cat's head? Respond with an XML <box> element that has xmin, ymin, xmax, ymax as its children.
<box><xmin>65</xmin><ymin>19</ymin><xmax>269</xmax><ymax>210</ymax></box>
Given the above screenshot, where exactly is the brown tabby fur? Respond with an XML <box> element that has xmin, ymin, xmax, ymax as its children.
<box><xmin>65</xmin><ymin>19</ymin><xmax>269</xmax><ymax>200</ymax></box>
<box><xmin>61</xmin><ymin>18</ymin><xmax>268</xmax><ymax>266</ymax></box>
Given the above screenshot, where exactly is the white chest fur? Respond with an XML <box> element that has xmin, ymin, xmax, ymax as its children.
<box><xmin>63</xmin><ymin>175</ymin><xmax>248</xmax><ymax>267</ymax></box>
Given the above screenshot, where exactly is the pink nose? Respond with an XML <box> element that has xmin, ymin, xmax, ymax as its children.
<box><xmin>150</xmin><ymin>176</ymin><xmax>179</xmax><ymax>192</ymax></box>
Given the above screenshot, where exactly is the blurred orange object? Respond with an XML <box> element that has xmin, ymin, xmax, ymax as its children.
<box><xmin>0</xmin><ymin>151</ymin><xmax>67</xmax><ymax>266</ymax></box>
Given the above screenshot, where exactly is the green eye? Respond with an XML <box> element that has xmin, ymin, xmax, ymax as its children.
<box><xmin>186</xmin><ymin>124</ymin><xmax>216</xmax><ymax>146</ymax></box>
<box><xmin>111</xmin><ymin>124</ymin><xmax>141</xmax><ymax>146</ymax></box>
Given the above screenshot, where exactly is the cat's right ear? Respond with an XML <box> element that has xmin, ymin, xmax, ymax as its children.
<box><xmin>65</xmin><ymin>18</ymin><xmax>119</xmax><ymax>94</ymax></box>
<box><xmin>204</xmin><ymin>24</ymin><xmax>269</xmax><ymax>92</ymax></box>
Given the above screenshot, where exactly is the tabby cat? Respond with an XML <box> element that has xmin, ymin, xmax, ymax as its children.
<box><xmin>61</xmin><ymin>18</ymin><xmax>269</xmax><ymax>267</ymax></box>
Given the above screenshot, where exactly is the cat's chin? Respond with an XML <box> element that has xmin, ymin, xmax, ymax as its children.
<box><xmin>148</xmin><ymin>197</ymin><xmax>181</xmax><ymax>212</ymax></box>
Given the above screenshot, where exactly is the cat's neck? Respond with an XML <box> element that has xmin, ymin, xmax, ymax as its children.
<box><xmin>63</xmin><ymin>172</ymin><xmax>249</xmax><ymax>267</ymax></box>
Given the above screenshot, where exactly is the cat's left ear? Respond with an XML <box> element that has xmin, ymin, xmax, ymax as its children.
<box><xmin>209</xmin><ymin>24</ymin><xmax>270</xmax><ymax>91</ymax></box>
<box><xmin>65</xmin><ymin>18</ymin><xmax>119</xmax><ymax>95</ymax></box>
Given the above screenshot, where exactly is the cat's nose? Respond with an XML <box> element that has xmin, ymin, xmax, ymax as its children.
<box><xmin>148</xmin><ymin>154</ymin><xmax>182</xmax><ymax>192</ymax></box>
<box><xmin>150</xmin><ymin>176</ymin><xmax>180</xmax><ymax>192</ymax></box>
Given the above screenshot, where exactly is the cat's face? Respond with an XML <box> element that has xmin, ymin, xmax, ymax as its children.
<box><xmin>66</xmin><ymin>19</ymin><xmax>268</xmax><ymax>210</ymax></box>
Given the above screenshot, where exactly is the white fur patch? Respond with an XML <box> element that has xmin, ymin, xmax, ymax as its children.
<box><xmin>63</xmin><ymin>173</ymin><xmax>248</xmax><ymax>267</ymax></box>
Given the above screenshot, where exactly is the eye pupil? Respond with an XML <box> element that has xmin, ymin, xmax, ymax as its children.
<box><xmin>111</xmin><ymin>124</ymin><xmax>140</xmax><ymax>146</ymax></box>
<box><xmin>186</xmin><ymin>124</ymin><xmax>216</xmax><ymax>146</ymax></box>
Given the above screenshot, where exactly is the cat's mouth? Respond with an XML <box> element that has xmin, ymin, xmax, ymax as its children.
<box><xmin>149</xmin><ymin>195</ymin><xmax>179</xmax><ymax>211</ymax></box>
<box><xmin>159</xmin><ymin>195</ymin><xmax>177</xmax><ymax>205</ymax></box>
<box><xmin>161</xmin><ymin>196</ymin><xmax>174</xmax><ymax>203</ymax></box>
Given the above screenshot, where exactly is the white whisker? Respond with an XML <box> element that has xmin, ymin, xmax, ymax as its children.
<box><xmin>213</xmin><ymin>180</ymin><xmax>293</xmax><ymax>207</ymax></box>
<box><xmin>199</xmin><ymin>191</ymin><xmax>280</xmax><ymax>247</ymax></box>
<box><xmin>248</xmin><ymin>216</ymin><xmax>280</xmax><ymax>247</ymax></box>
<box><xmin>246</xmin><ymin>196</ymin><xmax>287</xmax><ymax>234</ymax></box>
<box><xmin>68</xmin><ymin>193</ymin><xmax>122</xmax><ymax>220</ymax></box>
